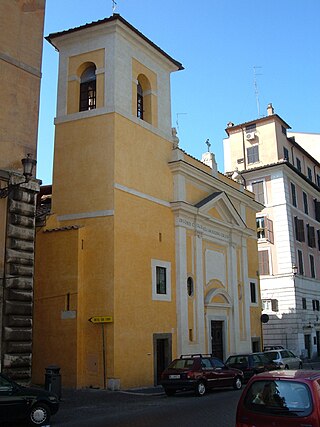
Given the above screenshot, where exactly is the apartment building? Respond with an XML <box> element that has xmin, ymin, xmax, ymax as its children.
<box><xmin>224</xmin><ymin>104</ymin><xmax>320</xmax><ymax>358</ymax></box>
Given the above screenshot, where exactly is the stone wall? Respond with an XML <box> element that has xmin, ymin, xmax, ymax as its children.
<box><xmin>2</xmin><ymin>182</ymin><xmax>39</xmax><ymax>382</ymax></box>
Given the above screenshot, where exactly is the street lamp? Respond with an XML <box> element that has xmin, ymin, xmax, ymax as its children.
<box><xmin>0</xmin><ymin>154</ymin><xmax>36</xmax><ymax>198</ymax></box>
<box><xmin>292</xmin><ymin>264</ymin><xmax>298</xmax><ymax>275</ymax></box>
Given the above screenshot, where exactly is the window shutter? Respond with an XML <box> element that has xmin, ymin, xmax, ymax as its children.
<box><xmin>271</xmin><ymin>299</ymin><xmax>279</xmax><ymax>312</ymax></box>
<box><xmin>258</xmin><ymin>250</ymin><xmax>270</xmax><ymax>275</ymax></box>
<box><xmin>266</xmin><ymin>218</ymin><xmax>274</xmax><ymax>244</ymax></box>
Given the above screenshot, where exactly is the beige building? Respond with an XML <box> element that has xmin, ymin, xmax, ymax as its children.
<box><xmin>0</xmin><ymin>0</ymin><xmax>45</xmax><ymax>380</ymax></box>
<box><xmin>32</xmin><ymin>14</ymin><xmax>262</xmax><ymax>390</ymax></box>
<box><xmin>224</xmin><ymin>104</ymin><xmax>320</xmax><ymax>358</ymax></box>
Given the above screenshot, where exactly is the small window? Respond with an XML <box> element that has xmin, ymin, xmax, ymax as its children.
<box><xmin>250</xmin><ymin>282</ymin><xmax>257</xmax><ymax>304</ymax></box>
<box><xmin>256</xmin><ymin>217</ymin><xmax>274</xmax><ymax>243</ymax></box>
<box><xmin>251</xmin><ymin>181</ymin><xmax>265</xmax><ymax>205</ymax></box>
<box><xmin>307</xmin><ymin>167</ymin><xmax>313</xmax><ymax>181</ymax></box>
<box><xmin>187</xmin><ymin>277</ymin><xmax>194</xmax><ymax>297</ymax></box>
<box><xmin>79</xmin><ymin>66</ymin><xmax>96</xmax><ymax>111</ymax></box>
<box><xmin>317</xmin><ymin>230</ymin><xmax>320</xmax><ymax>250</ymax></box>
<box><xmin>151</xmin><ymin>259</ymin><xmax>171</xmax><ymax>301</ymax></box>
<box><xmin>137</xmin><ymin>81</ymin><xmax>144</xmax><ymax>119</ymax></box>
<box><xmin>312</xmin><ymin>300</ymin><xmax>319</xmax><ymax>311</ymax></box>
<box><xmin>294</xmin><ymin>217</ymin><xmax>305</xmax><ymax>242</ymax></box>
<box><xmin>281</xmin><ymin>125</ymin><xmax>287</xmax><ymax>135</ymax></box>
<box><xmin>247</xmin><ymin>145</ymin><xmax>259</xmax><ymax>164</ymax></box>
<box><xmin>296</xmin><ymin>157</ymin><xmax>302</xmax><ymax>172</ymax></box>
<box><xmin>314</xmin><ymin>199</ymin><xmax>320</xmax><ymax>222</ymax></box>
<box><xmin>310</xmin><ymin>255</ymin><xmax>315</xmax><ymax>278</ymax></box>
<box><xmin>156</xmin><ymin>266</ymin><xmax>166</xmax><ymax>294</ymax></box>
<box><xmin>317</xmin><ymin>174</ymin><xmax>320</xmax><ymax>188</ymax></box>
<box><xmin>307</xmin><ymin>224</ymin><xmax>316</xmax><ymax>248</ymax></box>
<box><xmin>246</xmin><ymin>123</ymin><xmax>256</xmax><ymax>132</ymax></box>
<box><xmin>262</xmin><ymin>299</ymin><xmax>278</xmax><ymax>312</ymax></box>
<box><xmin>302</xmin><ymin>298</ymin><xmax>307</xmax><ymax>310</ymax></box>
<box><xmin>303</xmin><ymin>192</ymin><xmax>309</xmax><ymax>215</ymax></box>
<box><xmin>297</xmin><ymin>250</ymin><xmax>304</xmax><ymax>275</ymax></box>
<box><xmin>283</xmin><ymin>147</ymin><xmax>289</xmax><ymax>161</ymax></box>
<box><xmin>291</xmin><ymin>183</ymin><xmax>297</xmax><ymax>207</ymax></box>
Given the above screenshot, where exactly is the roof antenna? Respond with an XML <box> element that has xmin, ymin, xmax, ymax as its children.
<box><xmin>253</xmin><ymin>66</ymin><xmax>262</xmax><ymax>117</ymax></box>
<box><xmin>112</xmin><ymin>0</ymin><xmax>117</xmax><ymax>13</ymax></box>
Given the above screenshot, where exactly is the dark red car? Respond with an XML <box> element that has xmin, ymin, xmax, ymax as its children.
<box><xmin>160</xmin><ymin>354</ymin><xmax>244</xmax><ymax>397</ymax></box>
<box><xmin>236</xmin><ymin>370</ymin><xmax>320</xmax><ymax>427</ymax></box>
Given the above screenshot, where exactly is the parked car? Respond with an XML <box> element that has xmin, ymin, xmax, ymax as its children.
<box><xmin>160</xmin><ymin>354</ymin><xmax>244</xmax><ymax>396</ymax></box>
<box><xmin>264</xmin><ymin>349</ymin><xmax>303</xmax><ymax>369</ymax></box>
<box><xmin>0</xmin><ymin>372</ymin><xmax>59</xmax><ymax>426</ymax></box>
<box><xmin>236</xmin><ymin>370</ymin><xmax>320</xmax><ymax>427</ymax></box>
<box><xmin>225</xmin><ymin>352</ymin><xmax>277</xmax><ymax>381</ymax></box>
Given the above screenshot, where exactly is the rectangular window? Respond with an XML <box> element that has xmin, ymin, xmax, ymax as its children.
<box><xmin>262</xmin><ymin>299</ymin><xmax>278</xmax><ymax>312</ymax></box>
<box><xmin>258</xmin><ymin>250</ymin><xmax>270</xmax><ymax>275</ymax></box>
<box><xmin>317</xmin><ymin>230</ymin><xmax>320</xmax><ymax>250</ymax></box>
<box><xmin>314</xmin><ymin>199</ymin><xmax>320</xmax><ymax>222</ymax></box>
<box><xmin>302</xmin><ymin>297</ymin><xmax>307</xmax><ymax>310</ymax></box>
<box><xmin>294</xmin><ymin>217</ymin><xmax>305</xmax><ymax>242</ymax></box>
<box><xmin>307</xmin><ymin>167</ymin><xmax>313</xmax><ymax>181</ymax></box>
<box><xmin>307</xmin><ymin>224</ymin><xmax>316</xmax><ymax>248</ymax></box>
<box><xmin>283</xmin><ymin>147</ymin><xmax>289</xmax><ymax>161</ymax></box>
<box><xmin>298</xmin><ymin>249</ymin><xmax>304</xmax><ymax>275</ymax></box>
<box><xmin>152</xmin><ymin>260</ymin><xmax>171</xmax><ymax>301</ymax></box>
<box><xmin>246</xmin><ymin>123</ymin><xmax>256</xmax><ymax>132</ymax></box>
<box><xmin>291</xmin><ymin>183</ymin><xmax>297</xmax><ymax>207</ymax></box>
<box><xmin>312</xmin><ymin>300</ymin><xmax>319</xmax><ymax>311</ymax></box>
<box><xmin>156</xmin><ymin>266</ymin><xmax>166</xmax><ymax>294</ymax></box>
<box><xmin>256</xmin><ymin>216</ymin><xmax>275</xmax><ymax>243</ymax></box>
<box><xmin>281</xmin><ymin>125</ymin><xmax>287</xmax><ymax>135</ymax></box>
<box><xmin>303</xmin><ymin>192</ymin><xmax>309</xmax><ymax>215</ymax></box>
<box><xmin>317</xmin><ymin>174</ymin><xmax>320</xmax><ymax>188</ymax></box>
<box><xmin>247</xmin><ymin>145</ymin><xmax>259</xmax><ymax>164</ymax></box>
<box><xmin>251</xmin><ymin>181</ymin><xmax>265</xmax><ymax>205</ymax></box>
<box><xmin>250</xmin><ymin>282</ymin><xmax>257</xmax><ymax>304</ymax></box>
<box><xmin>296</xmin><ymin>157</ymin><xmax>302</xmax><ymax>172</ymax></box>
<box><xmin>310</xmin><ymin>254</ymin><xmax>315</xmax><ymax>278</ymax></box>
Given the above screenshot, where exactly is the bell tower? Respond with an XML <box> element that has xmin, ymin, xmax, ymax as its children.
<box><xmin>46</xmin><ymin>14</ymin><xmax>183</xmax><ymax>217</ymax></box>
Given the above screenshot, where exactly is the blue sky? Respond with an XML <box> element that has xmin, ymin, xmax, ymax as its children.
<box><xmin>38</xmin><ymin>0</ymin><xmax>320</xmax><ymax>184</ymax></box>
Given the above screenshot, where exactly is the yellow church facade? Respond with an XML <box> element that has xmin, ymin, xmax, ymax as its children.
<box><xmin>32</xmin><ymin>14</ymin><xmax>262</xmax><ymax>389</ymax></box>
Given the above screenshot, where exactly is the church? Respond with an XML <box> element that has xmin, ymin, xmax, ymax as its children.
<box><xmin>32</xmin><ymin>14</ymin><xmax>262</xmax><ymax>389</ymax></box>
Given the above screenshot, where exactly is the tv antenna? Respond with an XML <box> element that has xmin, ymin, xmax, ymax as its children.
<box><xmin>253</xmin><ymin>66</ymin><xmax>262</xmax><ymax>117</ymax></box>
<box><xmin>112</xmin><ymin>0</ymin><xmax>117</xmax><ymax>13</ymax></box>
<box><xmin>176</xmin><ymin>113</ymin><xmax>187</xmax><ymax>132</ymax></box>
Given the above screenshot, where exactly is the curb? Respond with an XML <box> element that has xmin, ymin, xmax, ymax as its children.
<box><xmin>120</xmin><ymin>388</ymin><xmax>164</xmax><ymax>396</ymax></box>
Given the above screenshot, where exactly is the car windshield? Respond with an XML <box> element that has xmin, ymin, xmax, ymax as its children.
<box><xmin>244</xmin><ymin>380</ymin><xmax>312</xmax><ymax>417</ymax></box>
<box><xmin>169</xmin><ymin>359</ymin><xmax>195</xmax><ymax>369</ymax></box>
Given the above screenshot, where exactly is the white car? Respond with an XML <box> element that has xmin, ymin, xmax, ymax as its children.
<box><xmin>263</xmin><ymin>349</ymin><xmax>303</xmax><ymax>369</ymax></box>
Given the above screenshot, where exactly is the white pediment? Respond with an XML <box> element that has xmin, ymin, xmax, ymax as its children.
<box><xmin>195</xmin><ymin>191</ymin><xmax>246</xmax><ymax>228</ymax></box>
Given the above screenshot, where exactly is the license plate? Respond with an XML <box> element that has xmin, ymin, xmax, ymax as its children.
<box><xmin>169</xmin><ymin>374</ymin><xmax>180</xmax><ymax>379</ymax></box>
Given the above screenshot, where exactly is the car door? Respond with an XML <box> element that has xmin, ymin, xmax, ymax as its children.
<box><xmin>211</xmin><ymin>358</ymin><xmax>235</xmax><ymax>387</ymax></box>
<box><xmin>0</xmin><ymin>375</ymin><xmax>27</xmax><ymax>422</ymax></box>
<box><xmin>280</xmin><ymin>350</ymin><xmax>292</xmax><ymax>368</ymax></box>
<box><xmin>287</xmin><ymin>351</ymin><xmax>300</xmax><ymax>369</ymax></box>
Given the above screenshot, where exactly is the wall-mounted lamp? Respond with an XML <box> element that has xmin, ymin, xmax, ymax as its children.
<box><xmin>0</xmin><ymin>154</ymin><xmax>36</xmax><ymax>198</ymax></box>
<box><xmin>292</xmin><ymin>264</ymin><xmax>298</xmax><ymax>275</ymax></box>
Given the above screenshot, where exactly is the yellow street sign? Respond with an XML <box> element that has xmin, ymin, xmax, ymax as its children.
<box><xmin>88</xmin><ymin>316</ymin><xmax>113</xmax><ymax>324</ymax></box>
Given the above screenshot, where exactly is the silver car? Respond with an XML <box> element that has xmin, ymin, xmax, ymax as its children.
<box><xmin>264</xmin><ymin>349</ymin><xmax>302</xmax><ymax>369</ymax></box>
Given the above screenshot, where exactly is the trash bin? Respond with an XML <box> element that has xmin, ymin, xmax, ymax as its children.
<box><xmin>45</xmin><ymin>365</ymin><xmax>61</xmax><ymax>400</ymax></box>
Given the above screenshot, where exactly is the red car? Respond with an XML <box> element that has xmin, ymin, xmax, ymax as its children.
<box><xmin>236</xmin><ymin>370</ymin><xmax>320</xmax><ymax>427</ymax></box>
<box><xmin>160</xmin><ymin>354</ymin><xmax>244</xmax><ymax>397</ymax></box>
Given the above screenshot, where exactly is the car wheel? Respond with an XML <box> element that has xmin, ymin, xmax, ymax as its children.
<box><xmin>233</xmin><ymin>376</ymin><xmax>242</xmax><ymax>390</ymax></box>
<box><xmin>195</xmin><ymin>381</ymin><xmax>206</xmax><ymax>396</ymax></box>
<box><xmin>29</xmin><ymin>403</ymin><xmax>51</xmax><ymax>426</ymax></box>
<box><xmin>164</xmin><ymin>388</ymin><xmax>176</xmax><ymax>396</ymax></box>
<box><xmin>285</xmin><ymin>365</ymin><xmax>289</xmax><ymax>370</ymax></box>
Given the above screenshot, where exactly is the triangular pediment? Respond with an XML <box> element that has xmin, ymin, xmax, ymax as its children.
<box><xmin>195</xmin><ymin>191</ymin><xmax>246</xmax><ymax>228</ymax></box>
